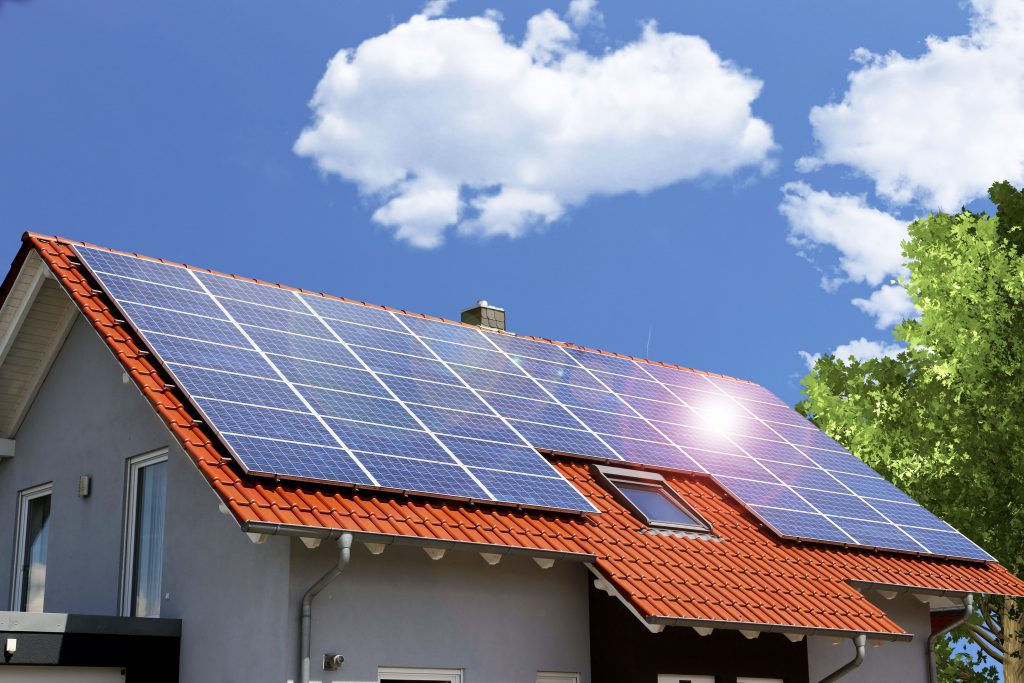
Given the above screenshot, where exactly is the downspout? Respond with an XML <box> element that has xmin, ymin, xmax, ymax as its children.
<box><xmin>927</xmin><ymin>594</ymin><xmax>974</xmax><ymax>683</ymax></box>
<box><xmin>300</xmin><ymin>532</ymin><xmax>353</xmax><ymax>683</ymax></box>
<box><xmin>818</xmin><ymin>634</ymin><xmax>867</xmax><ymax>683</ymax></box>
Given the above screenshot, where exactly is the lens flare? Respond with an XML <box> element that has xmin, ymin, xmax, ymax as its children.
<box><xmin>695</xmin><ymin>397</ymin><xmax>740</xmax><ymax>435</ymax></box>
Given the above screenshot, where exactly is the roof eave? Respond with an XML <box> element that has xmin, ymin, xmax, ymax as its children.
<box><xmin>0</xmin><ymin>233</ymin><xmax>36</xmax><ymax>312</ymax></box>
<box><xmin>848</xmin><ymin>579</ymin><xmax>976</xmax><ymax>596</ymax></box>
<box><xmin>644</xmin><ymin>615</ymin><xmax>913</xmax><ymax>643</ymax></box>
<box><xmin>242</xmin><ymin>520</ymin><xmax>596</xmax><ymax>563</ymax></box>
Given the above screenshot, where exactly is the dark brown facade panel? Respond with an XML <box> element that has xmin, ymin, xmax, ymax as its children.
<box><xmin>590</xmin><ymin>582</ymin><xmax>809</xmax><ymax>683</ymax></box>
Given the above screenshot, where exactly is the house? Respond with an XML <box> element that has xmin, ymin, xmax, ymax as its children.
<box><xmin>0</xmin><ymin>232</ymin><xmax>1022</xmax><ymax>683</ymax></box>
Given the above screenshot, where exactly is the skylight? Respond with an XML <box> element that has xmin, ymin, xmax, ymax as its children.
<box><xmin>597</xmin><ymin>466</ymin><xmax>711</xmax><ymax>533</ymax></box>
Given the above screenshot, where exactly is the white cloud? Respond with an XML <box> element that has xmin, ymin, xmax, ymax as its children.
<box><xmin>799</xmin><ymin>337</ymin><xmax>903</xmax><ymax>370</ymax></box>
<box><xmin>295</xmin><ymin>7</ymin><xmax>775</xmax><ymax>247</ymax></box>
<box><xmin>852</xmin><ymin>283</ymin><xmax>917</xmax><ymax>329</ymax></box>
<box><xmin>798</xmin><ymin>0</ymin><xmax>1024</xmax><ymax>211</ymax></box>
<box><xmin>523</xmin><ymin>10</ymin><xmax>574</xmax><ymax>63</ymax></box>
<box><xmin>567</xmin><ymin>0</ymin><xmax>602</xmax><ymax>27</ymax></box>
<box><xmin>778</xmin><ymin>182</ymin><xmax>908</xmax><ymax>290</ymax></box>
<box><xmin>461</xmin><ymin>187</ymin><xmax>563</xmax><ymax>239</ymax></box>
<box><xmin>797</xmin><ymin>350</ymin><xmax>820</xmax><ymax>370</ymax></box>
<box><xmin>371</xmin><ymin>175</ymin><xmax>460</xmax><ymax>248</ymax></box>
<box><xmin>833</xmin><ymin>338</ymin><xmax>903</xmax><ymax>363</ymax></box>
<box><xmin>421</xmin><ymin>0</ymin><xmax>451</xmax><ymax>19</ymax></box>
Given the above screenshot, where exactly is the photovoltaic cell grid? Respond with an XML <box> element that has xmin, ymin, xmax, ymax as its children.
<box><xmin>73</xmin><ymin>245</ymin><xmax>993</xmax><ymax>561</ymax></box>
<box><xmin>75</xmin><ymin>246</ymin><xmax>594</xmax><ymax>512</ymax></box>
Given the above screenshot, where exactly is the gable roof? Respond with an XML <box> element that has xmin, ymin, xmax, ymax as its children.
<box><xmin>9</xmin><ymin>232</ymin><xmax>1024</xmax><ymax>641</ymax></box>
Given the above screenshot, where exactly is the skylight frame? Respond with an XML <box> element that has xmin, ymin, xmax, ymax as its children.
<box><xmin>595</xmin><ymin>464</ymin><xmax>712</xmax><ymax>533</ymax></box>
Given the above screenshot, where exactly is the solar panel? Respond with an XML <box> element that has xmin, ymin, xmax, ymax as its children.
<box><xmin>272</xmin><ymin>355</ymin><xmax>388</xmax><ymax>396</ymax></box>
<box><xmin>148</xmin><ymin>333</ymin><xmax>275</xmax><ymax>378</ymax></box>
<box><xmin>73</xmin><ymin>244</ymin><xmax>994</xmax><ymax>560</ymax></box>
<box><xmin>75</xmin><ymin>245</ymin><xmax>595</xmax><ymax>513</ymax></box>
<box><xmin>483</xmin><ymin>393</ymin><xmax>582</xmax><ymax>430</ymax></box>
<box><xmin>385</xmin><ymin>375</ymin><xmax>490</xmax><ymax>413</ymax></box>
<box><xmin>226</xmin><ymin>436</ymin><xmax>374</xmax><ymax>485</ymax></box>
<box><xmin>509</xmin><ymin>419</ymin><xmax>618</xmax><ymax>459</ymax></box>
<box><xmin>324</xmin><ymin>419</ymin><xmax>451</xmax><ymax>461</ymax></box>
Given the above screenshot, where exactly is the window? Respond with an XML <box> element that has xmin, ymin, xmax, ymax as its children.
<box><xmin>597</xmin><ymin>465</ymin><xmax>711</xmax><ymax>532</ymax></box>
<box><xmin>12</xmin><ymin>483</ymin><xmax>52</xmax><ymax>611</ymax></box>
<box><xmin>378</xmin><ymin>668</ymin><xmax>463</xmax><ymax>683</ymax></box>
<box><xmin>121</xmin><ymin>450</ymin><xmax>168</xmax><ymax>617</ymax></box>
<box><xmin>537</xmin><ymin>673</ymin><xmax>580</xmax><ymax>683</ymax></box>
<box><xmin>657</xmin><ymin>677</ymin><xmax>714</xmax><ymax>683</ymax></box>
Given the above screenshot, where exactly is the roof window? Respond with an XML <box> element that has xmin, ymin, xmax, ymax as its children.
<box><xmin>596</xmin><ymin>465</ymin><xmax>711</xmax><ymax>532</ymax></box>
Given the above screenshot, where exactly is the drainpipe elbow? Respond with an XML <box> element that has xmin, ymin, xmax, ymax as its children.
<box><xmin>928</xmin><ymin>594</ymin><xmax>974</xmax><ymax>683</ymax></box>
<box><xmin>819</xmin><ymin>634</ymin><xmax>867</xmax><ymax>683</ymax></box>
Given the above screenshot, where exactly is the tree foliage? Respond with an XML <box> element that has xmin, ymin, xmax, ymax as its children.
<box><xmin>798</xmin><ymin>182</ymin><xmax>1024</xmax><ymax>681</ymax></box>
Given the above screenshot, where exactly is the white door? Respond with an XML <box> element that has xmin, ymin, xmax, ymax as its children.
<box><xmin>0</xmin><ymin>667</ymin><xmax>123</xmax><ymax>682</ymax></box>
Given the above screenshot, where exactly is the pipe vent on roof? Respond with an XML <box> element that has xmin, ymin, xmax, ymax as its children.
<box><xmin>461</xmin><ymin>300</ymin><xmax>505</xmax><ymax>331</ymax></box>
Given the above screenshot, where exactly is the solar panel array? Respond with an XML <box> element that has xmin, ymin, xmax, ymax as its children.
<box><xmin>73</xmin><ymin>245</ymin><xmax>993</xmax><ymax>561</ymax></box>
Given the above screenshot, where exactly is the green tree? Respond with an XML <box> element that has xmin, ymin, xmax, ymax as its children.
<box><xmin>799</xmin><ymin>182</ymin><xmax>1024</xmax><ymax>682</ymax></box>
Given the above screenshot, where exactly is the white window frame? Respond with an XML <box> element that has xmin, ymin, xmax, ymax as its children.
<box><xmin>10</xmin><ymin>482</ymin><xmax>53</xmax><ymax>611</ymax></box>
<box><xmin>657</xmin><ymin>676</ymin><xmax>715</xmax><ymax>683</ymax></box>
<box><xmin>537</xmin><ymin>673</ymin><xmax>580</xmax><ymax>683</ymax></box>
<box><xmin>119</xmin><ymin>449</ymin><xmax>168</xmax><ymax>617</ymax></box>
<box><xmin>378</xmin><ymin>667</ymin><xmax>463</xmax><ymax>682</ymax></box>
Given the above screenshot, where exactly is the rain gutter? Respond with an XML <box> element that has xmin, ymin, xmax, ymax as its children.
<box><xmin>242</xmin><ymin>520</ymin><xmax>594</xmax><ymax>563</ymax></box>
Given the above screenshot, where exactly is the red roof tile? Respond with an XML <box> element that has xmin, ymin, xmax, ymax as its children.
<box><xmin>22</xmin><ymin>233</ymin><xmax>1024</xmax><ymax>639</ymax></box>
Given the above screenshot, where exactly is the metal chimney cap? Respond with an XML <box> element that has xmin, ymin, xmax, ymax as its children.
<box><xmin>462</xmin><ymin>300</ymin><xmax>505</xmax><ymax>313</ymax></box>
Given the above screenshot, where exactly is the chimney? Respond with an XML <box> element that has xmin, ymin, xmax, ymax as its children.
<box><xmin>461</xmin><ymin>300</ymin><xmax>506</xmax><ymax>331</ymax></box>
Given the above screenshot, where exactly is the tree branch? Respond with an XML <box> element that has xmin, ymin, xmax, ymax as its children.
<box><xmin>982</xmin><ymin>607</ymin><xmax>1003</xmax><ymax>639</ymax></box>
<box><xmin>967</xmin><ymin>625</ymin><xmax>1006</xmax><ymax>663</ymax></box>
<box><xmin>969</xmin><ymin>623</ymin><xmax>1003</xmax><ymax>649</ymax></box>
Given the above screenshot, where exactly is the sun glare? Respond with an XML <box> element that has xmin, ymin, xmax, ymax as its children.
<box><xmin>695</xmin><ymin>397</ymin><xmax>740</xmax><ymax>434</ymax></box>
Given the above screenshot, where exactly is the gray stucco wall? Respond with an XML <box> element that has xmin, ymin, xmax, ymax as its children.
<box><xmin>289</xmin><ymin>541</ymin><xmax>592</xmax><ymax>683</ymax></box>
<box><xmin>0</xmin><ymin>317</ymin><xmax>294</xmax><ymax>682</ymax></box>
<box><xmin>159</xmin><ymin>429</ymin><xmax>293</xmax><ymax>683</ymax></box>
<box><xmin>0</xmin><ymin>317</ymin><xmax>166</xmax><ymax>614</ymax></box>
<box><xmin>806</xmin><ymin>590</ymin><xmax>932</xmax><ymax>683</ymax></box>
<box><xmin>0</xmin><ymin>316</ymin><xmax>594</xmax><ymax>683</ymax></box>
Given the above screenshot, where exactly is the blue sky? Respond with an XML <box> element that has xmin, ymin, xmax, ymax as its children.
<box><xmin>2</xmin><ymin>0</ymin><xmax>1019</xmax><ymax>406</ymax></box>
